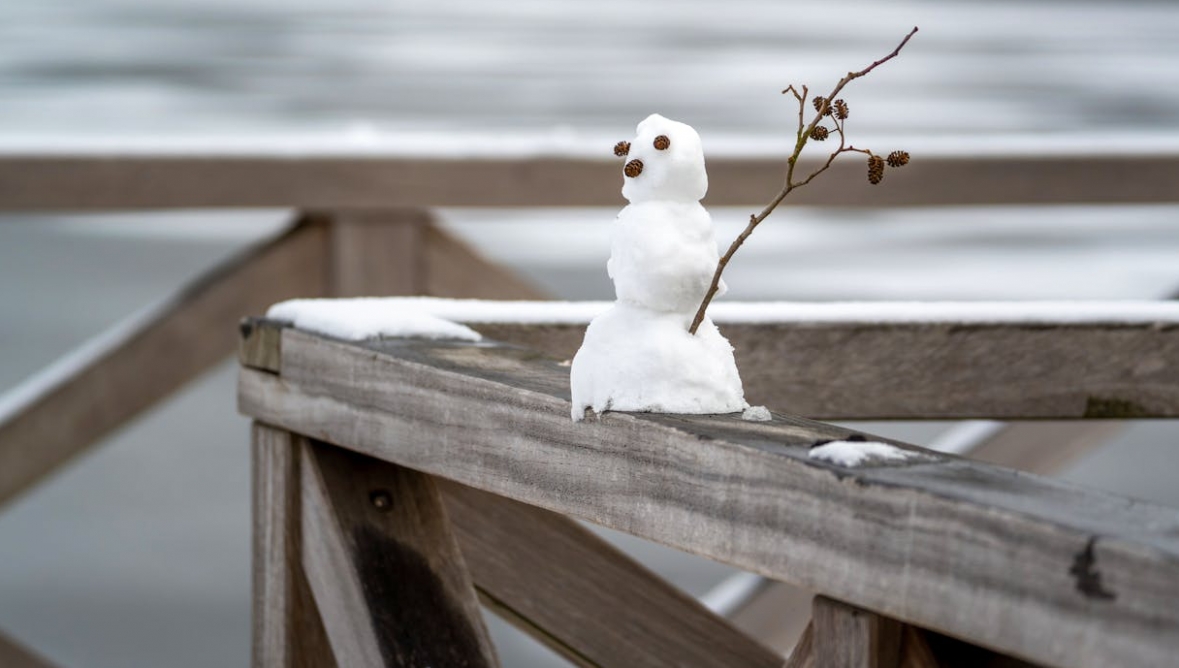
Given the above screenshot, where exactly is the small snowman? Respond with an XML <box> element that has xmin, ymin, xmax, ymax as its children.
<box><xmin>570</xmin><ymin>114</ymin><xmax>747</xmax><ymax>422</ymax></box>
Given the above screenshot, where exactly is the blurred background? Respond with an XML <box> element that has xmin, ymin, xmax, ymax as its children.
<box><xmin>2</xmin><ymin>1</ymin><xmax>1178</xmax><ymax>665</ymax></box>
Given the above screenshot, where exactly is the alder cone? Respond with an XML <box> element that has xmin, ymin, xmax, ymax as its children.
<box><xmin>614</xmin><ymin>141</ymin><xmax>631</xmax><ymax>157</ymax></box>
<box><xmin>867</xmin><ymin>155</ymin><xmax>885</xmax><ymax>184</ymax></box>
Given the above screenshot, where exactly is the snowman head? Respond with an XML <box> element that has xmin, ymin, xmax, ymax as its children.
<box><xmin>617</xmin><ymin>114</ymin><xmax>708</xmax><ymax>204</ymax></box>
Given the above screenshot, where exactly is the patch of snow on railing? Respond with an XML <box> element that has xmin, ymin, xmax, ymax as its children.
<box><xmin>267</xmin><ymin>299</ymin><xmax>481</xmax><ymax>342</ymax></box>
<box><xmin>267</xmin><ymin>297</ymin><xmax>1179</xmax><ymax>332</ymax></box>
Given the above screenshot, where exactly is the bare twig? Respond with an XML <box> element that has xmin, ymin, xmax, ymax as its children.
<box><xmin>688</xmin><ymin>26</ymin><xmax>918</xmax><ymax>334</ymax></box>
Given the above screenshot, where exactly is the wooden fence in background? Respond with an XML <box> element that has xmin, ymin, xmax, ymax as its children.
<box><xmin>1</xmin><ymin>145</ymin><xmax>1178</xmax><ymax>666</ymax></box>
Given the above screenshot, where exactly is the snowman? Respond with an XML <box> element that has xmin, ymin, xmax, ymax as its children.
<box><xmin>570</xmin><ymin>114</ymin><xmax>747</xmax><ymax>422</ymax></box>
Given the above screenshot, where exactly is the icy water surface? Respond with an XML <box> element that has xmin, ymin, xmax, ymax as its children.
<box><xmin>3</xmin><ymin>0</ymin><xmax>1179</xmax><ymax>138</ymax></box>
<box><xmin>2</xmin><ymin>2</ymin><xmax>1179</xmax><ymax>667</ymax></box>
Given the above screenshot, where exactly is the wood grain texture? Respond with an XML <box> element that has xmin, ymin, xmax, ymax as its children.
<box><xmin>721</xmin><ymin>418</ymin><xmax>1120</xmax><ymax>655</ymax></box>
<box><xmin>251</xmin><ymin>424</ymin><xmax>336</xmax><ymax>668</ymax></box>
<box><xmin>437</xmin><ymin>478</ymin><xmax>781</xmax><ymax>668</ymax></box>
<box><xmin>813</xmin><ymin>597</ymin><xmax>902</xmax><ymax>668</ymax></box>
<box><xmin>463</xmin><ymin>320</ymin><xmax>1179</xmax><ymax>418</ymax></box>
<box><xmin>237</xmin><ymin>330</ymin><xmax>1179</xmax><ymax>668</ymax></box>
<box><xmin>724</xmin><ymin>579</ymin><xmax>813</xmax><ymax>657</ymax></box>
<box><xmin>326</xmin><ymin>209</ymin><xmax>428</xmax><ymax>297</ymax></box>
<box><xmin>3</xmin><ymin>153</ymin><xmax>1179</xmax><ymax>211</ymax></box>
<box><xmin>785</xmin><ymin>623</ymin><xmax>814</xmax><ymax>668</ymax></box>
<box><xmin>0</xmin><ymin>221</ymin><xmax>328</xmax><ymax>508</ymax></box>
<box><xmin>299</xmin><ymin>439</ymin><xmax>499</xmax><ymax>668</ymax></box>
<box><xmin>898</xmin><ymin>627</ymin><xmax>940</xmax><ymax>668</ymax></box>
<box><xmin>0</xmin><ymin>629</ymin><xmax>57</xmax><ymax>668</ymax></box>
<box><xmin>240</xmin><ymin>317</ymin><xmax>284</xmax><ymax>373</ymax></box>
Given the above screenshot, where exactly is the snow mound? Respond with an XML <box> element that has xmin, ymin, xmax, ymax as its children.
<box><xmin>742</xmin><ymin>405</ymin><xmax>772</xmax><ymax>421</ymax></box>
<box><xmin>267</xmin><ymin>298</ymin><xmax>481</xmax><ymax>342</ymax></box>
<box><xmin>809</xmin><ymin>439</ymin><xmax>917</xmax><ymax>467</ymax></box>
<box><xmin>569</xmin><ymin>304</ymin><xmax>746</xmax><ymax>421</ymax></box>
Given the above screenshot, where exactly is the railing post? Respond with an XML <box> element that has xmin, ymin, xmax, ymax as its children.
<box><xmin>322</xmin><ymin>208</ymin><xmax>431</xmax><ymax>297</ymax></box>
<box><xmin>809</xmin><ymin>597</ymin><xmax>903</xmax><ymax>668</ymax></box>
<box><xmin>298</xmin><ymin>439</ymin><xmax>500</xmax><ymax>667</ymax></box>
<box><xmin>252</xmin><ymin>423</ymin><xmax>335</xmax><ymax>668</ymax></box>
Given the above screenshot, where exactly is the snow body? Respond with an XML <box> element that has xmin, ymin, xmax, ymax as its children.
<box><xmin>571</xmin><ymin>114</ymin><xmax>746</xmax><ymax>421</ymax></box>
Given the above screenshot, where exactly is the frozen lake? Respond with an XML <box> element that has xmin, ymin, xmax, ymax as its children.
<box><xmin>1</xmin><ymin>1</ymin><xmax>1178</xmax><ymax>666</ymax></box>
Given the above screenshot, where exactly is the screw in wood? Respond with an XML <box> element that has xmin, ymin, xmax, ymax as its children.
<box><xmin>369</xmin><ymin>489</ymin><xmax>393</xmax><ymax>512</ymax></box>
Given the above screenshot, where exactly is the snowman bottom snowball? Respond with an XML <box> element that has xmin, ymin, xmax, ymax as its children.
<box><xmin>569</xmin><ymin>304</ymin><xmax>747</xmax><ymax>422</ymax></box>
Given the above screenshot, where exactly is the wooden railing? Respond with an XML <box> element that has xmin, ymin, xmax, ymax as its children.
<box><xmin>237</xmin><ymin>316</ymin><xmax>1179</xmax><ymax>667</ymax></box>
<box><xmin>2</xmin><ymin>144</ymin><xmax>1179</xmax><ymax>666</ymax></box>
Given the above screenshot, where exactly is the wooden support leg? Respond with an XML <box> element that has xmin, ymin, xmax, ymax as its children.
<box><xmin>298</xmin><ymin>439</ymin><xmax>499</xmax><ymax>668</ymax></box>
<box><xmin>0</xmin><ymin>628</ymin><xmax>57</xmax><ymax>668</ymax></box>
<box><xmin>252</xmin><ymin>423</ymin><xmax>335</xmax><ymax>668</ymax></box>
<box><xmin>812</xmin><ymin>597</ymin><xmax>903</xmax><ymax>668</ymax></box>
<box><xmin>324</xmin><ymin>208</ymin><xmax>429</xmax><ymax>297</ymax></box>
<box><xmin>438</xmin><ymin>479</ymin><xmax>781</xmax><ymax>668</ymax></box>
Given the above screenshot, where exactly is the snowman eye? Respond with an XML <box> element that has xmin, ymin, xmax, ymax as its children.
<box><xmin>624</xmin><ymin>159</ymin><xmax>643</xmax><ymax>178</ymax></box>
<box><xmin>653</xmin><ymin>135</ymin><xmax>670</xmax><ymax>150</ymax></box>
<box><xmin>613</xmin><ymin>141</ymin><xmax>630</xmax><ymax>157</ymax></box>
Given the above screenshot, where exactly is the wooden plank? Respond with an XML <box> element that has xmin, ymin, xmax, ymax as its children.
<box><xmin>299</xmin><ymin>439</ymin><xmax>499</xmax><ymax>668</ymax></box>
<box><xmin>0</xmin><ymin>220</ymin><xmax>329</xmax><ymax>508</ymax></box>
<box><xmin>237</xmin><ymin>331</ymin><xmax>1179</xmax><ymax>668</ymax></box>
<box><xmin>437</xmin><ymin>478</ymin><xmax>781</xmax><ymax>668</ymax></box>
<box><xmin>3</xmin><ymin>153</ymin><xmax>1179</xmax><ymax>211</ymax></box>
<box><xmin>240</xmin><ymin>317</ymin><xmax>284</xmax><ymax>373</ymax></box>
<box><xmin>898</xmin><ymin>627</ymin><xmax>940</xmax><ymax>668</ymax></box>
<box><xmin>785</xmin><ymin>623</ymin><xmax>815</xmax><ymax>668</ymax></box>
<box><xmin>252</xmin><ymin>423</ymin><xmax>336</xmax><ymax>668</ymax></box>
<box><xmin>460</xmin><ymin>319</ymin><xmax>1179</xmax><ymax>419</ymax></box>
<box><xmin>326</xmin><ymin>209</ymin><xmax>427</xmax><ymax>297</ymax></box>
<box><xmin>813</xmin><ymin>597</ymin><xmax>902</xmax><ymax>668</ymax></box>
<box><xmin>422</xmin><ymin>224</ymin><xmax>548</xmax><ymax>300</ymax></box>
<box><xmin>723</xmin><ymin>419</ymin><xmax>1121</xmax><ymax>654</ymax></box>
<box><xmin>722</xmin><ymin>579</ymin><xmax>813</xmax><ymax>656</ymax></box>
<box><xmin>0</xmin><ymin>629</ymin><xmax>57</xmax><ymax>668</ymax></box>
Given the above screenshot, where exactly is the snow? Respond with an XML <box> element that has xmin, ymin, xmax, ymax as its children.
<box><xmin>265</xmin><ymin>297</ymin><xmax>1179</xmax><ymax>327</ymax></box>
<box><xmin>569</xmin><ymin>304</ymin><xmax>746</xmax><ymax>421</ymax></box>
<box><xmin>620</xmin><ymin>114</ymin><xmax>708</xmax><ymax>204</ymax></box>
<box><xmin>267</xmin><ymin>298</ymin><xmax>481</xmax><ymax>342</ymax></box>
<box><xmin>570</xmin><ymin>114</ymin><xmax>746</xmax><ymax>422</ymax></box>
<box><xmin>809</xmin><ymin>440</ymin><xmax>919</xmax><ymax>467</ymax></box>
<box><xmin>610</xmin><ymin>200</ymin><xmax>723</xmax><ymax>312</ymax></box>
<box><xmin>742</xmin><ymin>405</ymin><xmax>772</xmax><ymax>422</ymax></box>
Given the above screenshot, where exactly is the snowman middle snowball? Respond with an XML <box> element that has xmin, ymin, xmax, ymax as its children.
<box><xmin>570</xmin><ymin>114</ymin><xmax>747</xmax><ymax>422</ymax></box>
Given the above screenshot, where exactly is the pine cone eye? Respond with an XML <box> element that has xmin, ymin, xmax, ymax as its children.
<box><xmin>614</xmin><ymin>141</ymin><xmax>631</xmax><ymax>157</ymax></box>
<box><xmin>624</xmin><ymin>159</ymin><xmax>644</xmax><ymax>178</ymax></box>
<box><xmin>653</xmin><ymin>135</ymin><xmax>670</xmax><ymax>150</ymax></box>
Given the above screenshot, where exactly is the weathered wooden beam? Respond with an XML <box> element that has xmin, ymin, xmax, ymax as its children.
<box><xmin>325</xmin><ymin>209</ymin><xmax>428</xmax><ymax>297</ymax></box>
<box><xmin>470</xmin><ymin>317</ymin><xmax>1179</xmax><ymax>419</ymax></box>
<box><xmin>298</xmin><ymin>439</ymin><xmax>499</xmax><ymax>667</ymax></box>
<box><xmin>0</xmin><ymin>221</ymin><xmax>329</xmax><ymax>509</ymax></box>
<box><xmin>438</xmin><ymin>478</ymin><xmax>781</xmax><ymax>668</ymax></box>
<box><xmin>813</xmin><ymin>597</ymin><xmax>903</xmax><ymax>668</ymax></box>
<box><xmin>785</xmin><ymin>623</ymin><xmax>815</xmax><ymax>668</ymax></box>
<box><xmin>252</xmin><ymin>423</ymin><xmax>336</xmax><ymax>668</ymax></box>
<box><xmin>3</xmin><ymin>153</ymin><xmax>1179</xmax><ymax>212</ymax></box>
<box><xmin>237</xmin><ymin>329</ymin><xmax>1179</xmax><ymax>668</ymax></box>
<box><xmin>0</xmin><ymin>629</ymin><xmax>57</xmax><ymax>668</ymax></box>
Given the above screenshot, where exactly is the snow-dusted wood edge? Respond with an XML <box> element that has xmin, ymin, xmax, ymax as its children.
<box><xmin>3</xmin><ymin>151</ymin><xmax>1179</xmax><ymax>211</ymax></box>
<box><xmin>238</xmin><ymin>322</ymin><xmax>1179</xmax><ymax>668</ymax></box>
<box><xmin>265</xmin><ymin>298</ymin><xmax>1179</xmax><ymax>419</ymax></box>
